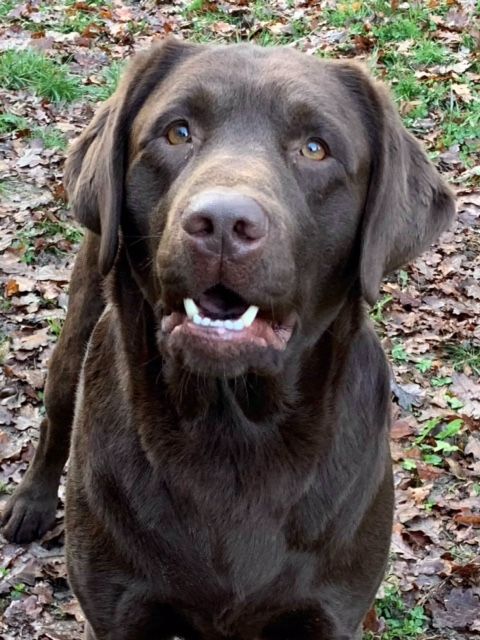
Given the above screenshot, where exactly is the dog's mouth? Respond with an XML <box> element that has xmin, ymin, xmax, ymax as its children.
<box><xmin>161</xmin><ymin>284</ymin><xmax>295</xmax><ymax>351</ymax></box>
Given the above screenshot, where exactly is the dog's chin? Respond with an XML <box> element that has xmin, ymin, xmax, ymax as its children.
<box><xmin>157</xmin><ymin>313</ymin><xmax>294</xmax><ymax>378</ymax></box>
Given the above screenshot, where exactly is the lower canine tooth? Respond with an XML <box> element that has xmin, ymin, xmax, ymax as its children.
<box><xmin>193</xmin><ymin>314</ymin><xmax>202</xmax><ymax>326</ymax></box>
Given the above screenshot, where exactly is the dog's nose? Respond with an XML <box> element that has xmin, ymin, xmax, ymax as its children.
<box><xmin>181</xmin><ymin>190</ymin><xmax>268</xmax><ymax>259</ymax></box>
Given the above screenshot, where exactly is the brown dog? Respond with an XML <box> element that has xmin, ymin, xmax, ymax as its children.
<box><xmin>2</xmin><ymin>39</ymin><xmax>454</xmax><ymax>639</ymax></box>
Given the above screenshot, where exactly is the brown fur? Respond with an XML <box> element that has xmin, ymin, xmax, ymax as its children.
<box><xmin>2</xmin><ymin>39</ymin><xmax>455</xmax><ymax>640</ymax></box>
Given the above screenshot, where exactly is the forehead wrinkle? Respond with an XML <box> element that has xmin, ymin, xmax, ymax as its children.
<box><xmin>262</xmin><ymin>76</ymin><xmax>345</xmax><ymax>126</ymax></box>
<box><xmin>179</xmin><ymin>83</ymin><xmax>218</xmax><ymax>116</ymax></box>
<box><xmin>256</xmin><ymin>79</ymin><xmax>359</xmax><ymax>163</ymax></box>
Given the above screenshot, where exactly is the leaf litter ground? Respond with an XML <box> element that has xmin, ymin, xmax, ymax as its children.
<box><xmin>0</xmin><ymin>1</ymin><xmax>479</xmax><ymax>638</ymax></box>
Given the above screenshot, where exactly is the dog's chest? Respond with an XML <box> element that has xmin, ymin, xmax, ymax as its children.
<box><xmin>98</xmin><ymin>427</ymin><xmax>320</xmax><ymax>607</ymax></box>
<box><xmin>76</xmin><ymin>348</ymin><xmax>326</xmax><ymax>615</ymax></box>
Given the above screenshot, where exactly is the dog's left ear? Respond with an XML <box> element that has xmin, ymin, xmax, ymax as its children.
<box><xmin>335</xmin><ymin>63</ymin><xmax>456</xmax><ymax>305</ymax></box>
<box><xmin>64</xmin><ymin>38</ymin><xmax>200</xmax><ymax>275</ymax></box>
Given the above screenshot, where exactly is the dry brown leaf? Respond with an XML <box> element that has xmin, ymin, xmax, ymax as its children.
<box><xmin>5</xmin><ymin>279</ymin><xmax>20</xmax><ymax>298</ymax></box>
<box><xmin>61</xmin><ymin>599</ymin><xmax>86</xmax><ymax>623</ymax></box>
<box><xmin>11</xmin><ymin>327</ymin><xmax>50</xmax><ymax>351</ymax></box>
<box><xmin>453</xmin><ymin>512</ymin><xmax>480</xmax><ymax>527</ymax></box>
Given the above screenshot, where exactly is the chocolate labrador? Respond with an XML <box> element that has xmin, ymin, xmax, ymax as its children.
<box><xmin>2</xmin><ymin>39</ymin><xmax>455</xmax><ymax>639</ymax></box>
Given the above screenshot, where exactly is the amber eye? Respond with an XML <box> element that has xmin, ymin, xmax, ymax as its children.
<box><xmin>166</xmin><ymin>122</ymin><xmax>191</xmax><ymax>145</ymax></box>
<box><xmin>300</xmin><ymin>138</ymin><xmax>328</xmax><ymax>161</ymax></box>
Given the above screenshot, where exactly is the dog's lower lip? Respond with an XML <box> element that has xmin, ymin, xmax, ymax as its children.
<box><xmin>161</xmin><ymin>310</ymin><xmax>294</xmax><ymax>351</ymax></box>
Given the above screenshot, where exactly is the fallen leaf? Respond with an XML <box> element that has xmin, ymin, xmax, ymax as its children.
<box><xmin>465</xmin><ymin>435</ymin><xmax>480</xmax><ymax>460</ymax></box>
<box><xmin>11</xmin><ymin>327</ymin><xmax>50</xmax><ymax>351</ymax></box>
<box><xmin>61</xmin><ymin>599</ymin><xmax>85</xmax><ymax>623</ymax></box>
<box><xmin>391</xmin><ymin>379</ymin><xmax>426</xmax><ymax>410</ymax></box>
<box><xmin>5</xmin><ymin>279</ymin><xmax>20</xmax><ymax>297</ymax></box>
<box><xmin>453</xmin><ymin>512</ymin><xmax>480</xmax><ymax>527</ymax></box>
<box><xmin>391</xmin><ymin>418</ymin><xmax>416</xmax><ymax>440</ymax></box>
<box><xmin>429</xmin><ymin>587</ymin><xmax>480</xmax><ymax>631</ymax></box>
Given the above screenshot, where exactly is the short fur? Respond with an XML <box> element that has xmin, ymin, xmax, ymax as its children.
<box><xmin>2</xmin><ymin>39</ymin><xmax>455</xmax><ymax>640</ymax></box>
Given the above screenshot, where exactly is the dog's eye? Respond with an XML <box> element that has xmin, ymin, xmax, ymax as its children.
<box><xmin>300</xmin><ymin>138</ymin><xmax>328</xmax><ymax>161</ymax></box>
<box><xmin>166</xmin><ymin>122</ymin><xmax>192</xmax><ymax>145</ymax></box>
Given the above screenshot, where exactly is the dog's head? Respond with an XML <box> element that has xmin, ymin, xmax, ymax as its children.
<box><xmin>65</xmin><ymin>39</ymin><xmax>455</xmax><ymax>378</ymax></box>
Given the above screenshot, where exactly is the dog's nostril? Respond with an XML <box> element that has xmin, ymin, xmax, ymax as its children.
<box><xmin>233</xmin><ymin>216</ymin><xmax>267</xmax><ymax>242</ymax></box>
<box><xmin>184</xmin><ymin>214</ymin><xmax>214</xmax><ymax>237</ymax></box>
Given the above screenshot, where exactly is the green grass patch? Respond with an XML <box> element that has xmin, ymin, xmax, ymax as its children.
<box><xmin>0</xmin><ymin>0</ymin><xmax>15</xmax><ymax>19</ymax></box>
<box><xmin>445</xmin><ymin>343</ymin><xmax>480</xmax><ymax>376</ymax></box>
<box><xmin>412</xmin><ymin>40</ymin><xmax>448</xmax><ymax>66</ymax></box>
<box><xmin>324</xmin><ymin>1</ymin><xmax>441</xmax><ymax>35</ymax></box>
<box><xmin>321</xmin><ymin>0</ymin><xmax>476</xmax><ymax>159</ymax></box>
<box><xmin>186</xmin><ymin>9</ymin><xmax>240</xmax><ymax>43</ymax></box>
<box><xmin>55</xmin><ymin>0</ymin><xmax>111</xmax><ymax>35</ymax></box>
<box><xmin>46</xmin><ymin>317</ymin><xmax>64</xmax><ymax>338</ymax></box>
<box><xmin>391</xmin><ymin>343</ymin><xmax>408</xmax><ymax>363</ymax></box>
<box><xmin>87</xmin><ymin>61</ymin><xmax>125</xmax><ymax>101</ymax></box>
<box><xmin>0</xmin><ymin>112</ymin><xmax>28</xmax><ymax>134</ymax></box>
<box><xmin>251</xmin><ymin>0</ymin><xmax>276</xmax><ymax>22</ymax></box>
<box><xmin>183</xmin><ymin>0</ymin><xmax>207</xmax><ymax>14</ymax></box>
<box><xmin>10</xmin><ymin>583</ymin><xmax>26</xmax><ymax>600</ymax></box>
<box><xmin>0</xmin><ymin>180</ymin><xmax>12</xmax><ymax>200</ymax></box>
<box><xmin>0</xmin><ymin>113</ymin><xmax>68</xmax><ymax>150</ymax></box>
<box><xmin>0</xmin><ymin>482</ymin><xmax>13</xmax><ymax>496</ymax></box>
<box><xmin>0</xmin><ymin>48</ymin><xmax>82</xmax><ymax>102</ymax></box>
<box><xmin>184</xmin><ymin>0</ymin><xmax>306</xmax><ymax>45</ymax></box>
<box><xmin>405</xmin><ymin>416</ymin><xmax>463</xmax><ymax>469</ymax></box>
<box><xmin>324</xmin><ymin>1</ymin><xmax>372</xmax><ymax>28</ymax></box>
<box><xmin>365</xmin><ymin>585</ymin><xmax>428</xmax><ymax>639</ymax></box>
<box><xmin>13</xmin><ymin>219</ymin><xmax>84</xmax><ymax>264</ymax></box>
<box><xmin>126</xmin><ymin>18</ymin><xmax>149</xmax><ymax>37</ymax></box>
<box><xmin>286</xmin><ymin>18</ymin><xmax>310</xmax><ymax>40</ymax></box>
<box><xmin>392</xmin><ymin>72</ymin><xmax>422</xmax><ymax>102</ymax></box>
<box><xmin>431</xmin><ymin>375</ymin><xmax>452</xmax><ymax>387</ymax></box>
<box><xmin>38</xmin><ymin>220</ymin><xmax>84</xmax><ymax>244</ymax></box>
<box><xmin>30</xmin><ymin>126</ymin><xmax>68</xmax><ymax>150</ymax></box>
<box><xmin>441</xmin><ymin>98</ymin><xmax>480</xmax><ymax>153</ymax></box>
<box><xmin>1</xmin><ymin>0</ymin><xmax>110</xmax><ymax>33</ymax></box>
<box><xmin>374</xmin><ymin>16</ymin><xmax>423</xmax><ymax>42</ymax></box>
<box><xmin>370</xmin><ymin>294</ymin><xmax>393</xmax><ymax>325</ymax></box>
<box><xmin>380</xmin><ymin>61</ymin><xmax>478</xmax><ymax>157</ymax></box>
<box><xmin>415</xmin><ymin>358</ymin><xmax>433</xmax><ymax>374</ymax></box>
<box><xmin>57</xmin><ymin>11</ymin><xmax>102</xmax><ymax>34</ymax></box>
<box><xmin>65</xmin><ymin>0</ymin><xmax>108</xmax><ymax>5</ymax></box>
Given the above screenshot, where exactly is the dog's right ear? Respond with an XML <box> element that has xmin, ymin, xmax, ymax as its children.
<box><xmin>64</xmin><ymin>38</ymin><xmax>200</xmax><ymax>275</ymax></box>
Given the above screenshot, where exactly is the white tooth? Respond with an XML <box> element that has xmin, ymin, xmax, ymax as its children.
<box><xmin>201</xmin><ymin>317</ymin><xmax>211</xmax><ymax>326</ymax></box>
<box><xmin>232</xmin><ymin>319</ymin><xmax>245</xmax><ymax>331</ymax></box>
<box><xmin>211</xmin><ymin>319</ymin><xmax>223</xmax><ymax>328</ymax></box>
<box><xmin>193</xmin><ymin>314</ymin><xmax>202</xmax><ymax>326</ymax></box>
<box><xmin>184</xmin><ymin>298</ymin><xmax>199</xmax><ymax>319</ymax></box>
<box><xmin>224</xmin><ymin>320</ymin><xmax>235</xmax><ymax>330</ymax></box>
<box><xmin>241</xmin><ymin>305</ymin><xmax>259</xmax><ymax>328</ymax></box>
